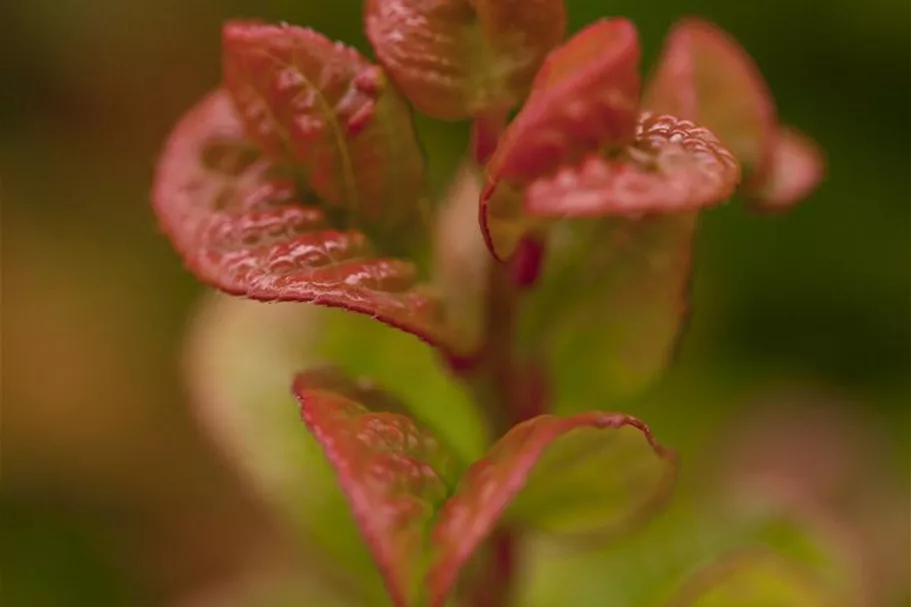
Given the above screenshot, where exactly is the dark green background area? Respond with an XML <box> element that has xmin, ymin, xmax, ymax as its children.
<box><xmin>2</xmin><ymin>0</ymin><xmax>908</xmax><ymax>605</ymax></box>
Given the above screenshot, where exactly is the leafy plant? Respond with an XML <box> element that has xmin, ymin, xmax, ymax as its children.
<box><xmin>153</xmin><ymin>4</ymin><xmax>826</xmax><ymax>606</ymax></box>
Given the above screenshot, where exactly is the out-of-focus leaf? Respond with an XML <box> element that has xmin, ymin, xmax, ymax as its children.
<box><xmin>668</xmin><ymin>549</ymin><xmax>844</xmax><ymax>607</ymax></box>
<box><xmin>482</xmin><ymin>111</ymin><xmax>739</xmax><ymax>260</ymax></box>
<box><xmin>184</xmin><ymin>294</ymin><xmax>389</xmax><ymax>603</ymax></box>
<box><xmin>522</xmin><ymin>214</ymin><xmax>696</xmax><ymax>406</ymax></box>
<box><xmin>152</xmin><ymin>90</ymin><xmax>450</xmax><ymax>350</ymax></box>
<box><xmin>643</xmin><ymin>17</ymin><xmax>776</xmax><ymax>188</ymax></box>
<box><xmin>432</xmin><ymin>163</ymin><xmax>491</xmax><ymax>353</ymax></box>
<box><xmin>747</xmin><ymin>128</ymin><xmax>825</xmax><ymax>210</ymax></box>
<box><xmin>222</xmin><ymin>21</ymin><xmax>426</xmax><ymax>239</ymax></box>
<box><xmin>427</xmin><ymin>412</ymin><xmax>673</xmax><ymax>606</ymax></box>
<box><xmin>363</xmin><ymin>0</ymin><xmax>566</xmax><ymax>120</ymax></box>
<box><xmin>294</xmin><ymin>372</ymin><xmax>460</xmax><ymax>607</ymax></box>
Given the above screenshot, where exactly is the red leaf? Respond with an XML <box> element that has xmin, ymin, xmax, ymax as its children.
<box><xmin>643</xmin><ymin>18</ymin><xmax>776</xmax><ymax>188</ymax></box>
<box><xmin>746</xmin><ymin>127</ymin><xmax>825</xmax><ymax>211</ymax></box>
<box><xmin>482</xmin><ymin>112</ymin><xmax>740</xmax><ymax>260</ymax></box>
<box><xmin>294</xmin><ymin>371</ymin><xmax>459</xmax><ymax>607</ymax></box>
<box><xmin>222</xmin><ymin>21</ymin><xmax>426</xmax><ymax>238</ymax></box>
<box><xmin>364</xmin><ymin>0</ymin><xmax>566</xmax><ymax>120</ymax></box>
<box><xmin>524</xmin><ymin>113</ymin><xmax>740</xmax><ymax>216</ymax></box>
<box><xmin>487</xmin><ymin>18</ymin><xmax>642</xmax><ymax>184</ymax></box>
<box><xmin>152</xmin><ymin>90</ymin><xmax>448</xmax><ymax>348</ymax></box>
<box><xmin>427</xmin><ymin>412</ymin><xmax>674</xmax><ymax>606</ymax></box>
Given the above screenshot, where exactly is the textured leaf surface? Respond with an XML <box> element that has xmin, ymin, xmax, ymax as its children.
<box><xmin>364</xmin><ymin>0</ymin><xmax>566</xmax><ymax>119</ymax></box>
<box><xmin>521</xmin><ymin>213</ymin><xmax>697</xmax><ymax>407</ymax></box>
<box><xmin>152</xmin><ymin>90</ymin><xmax>449</xmax><ymax>349</ymax></box>
<box><xmin>294</xmin><ymin>373</ymin><xmax>459</xmax><ymax>607</ymax></box>
<box><xmin>427</xmin><ymin>412</ymin><xmax>673</xmax><ymax>606</ymax></box>
<box><xmin>482</xmin><ymin>111</ymin><xmax>739</xmax><ymax>259</ymax></box>
<box><xmin>222</xmin><ymin>21</ymin><xmax>426</xmax><ymax>238</ymax></box>
<box><xmin>487</xmin><ymin>18</ymin><xmax>641</xmax><ymax>184</ymax></box>
<box><xmin>643</xmin><ymin>18</ymin><xmax>776</xmax><ymax>188</ymax></box>
<box><xmin>747</xmin><ymin>128</ymin><xmax>825</xmax><ymax>210</ymax></box>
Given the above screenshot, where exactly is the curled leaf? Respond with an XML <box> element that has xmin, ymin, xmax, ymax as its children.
<box><xmin>294</xmin><ymin>372</ymin><xmax>459</xmax><ymax>607</ymax></box>
<box><xmin>364</xmin><ymin>0</ymin><xmax>566</xmax><ymax>120</ymax></box>
<box><xmin>152</xmin><ymin>90</ymin><xmax>448</xmax><ymax>349</ymax></box>
<box><xmin>487</xmin><ymin>18</ymin><xmax>642</xmax><ymax>184</ymax></box>
<box><xmin>222</xmin><ymin>20</ymin><xmax>426</xmax><ymax>241</ymax></box>
<box><xmin>523</xmin><ymin>113</ymin><xmax>740</xmax><ymax>217</ymax></box>
<box><xmin>747</xmin><ymin>128</ymin><xmax>825</xmax><ymax>211</ymax></box>
<box><xmin>521</xmin><ymin>213</ymin><xmax>697</xmax><ymax>407</ymax></box>
<box><xmin>482</xmin><ymin>111</ymin><xmax>739</xmax><ymax>260</ymax></box>
<box><xmin>643</xmin><ymin>17</ymin><xmax>776</xmax><ymax>188</ymax></box>
<box><xmin>427</xmin><ymin>412</ymin><xmax>674</xmax><ymax>605</ymax></box>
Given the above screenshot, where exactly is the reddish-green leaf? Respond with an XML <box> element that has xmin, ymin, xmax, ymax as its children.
<box><xmin>746</xmin><ymin>127</ymin><xmax>825</xmax><ymax>211</ymax></box>
<box><xmin>295</xmin><ymin>372</ymin><xmax>673</xmax><ymax>607</ymax></box>
<box><xmin>520</xmin><ymin>213</ymin><xmax>697</xmax><ymax>406</ymax></box>
<box><xmin>152</xmin><ymin>90</ymin><xmax>448</xmax><ymax>349</ymax></box>
<box><xmin>427</xmin><ymin>412</ymin><xmax>674</xmax><ymax>606</ymax></box>
<box><xmin>643</xmin><ymin>18</ymin><xmax>776</xmax><ymax>188</ymax></box>
<box><xmin>482</xmin><ymin>111</ymin><xmax>739</xmax><ymax>260</ymax></box>
<box><xmin>294</xmin><ymin>371</ymin><xmax>459</xmax><ymax>607</ymax></box>
<box><xmin>363</xmin><ymin>0</ymin><xmax>566</xmax><ymax>120</ymax></box>
<box><xmin>222</xmin><ymin>20</ymin><xmax>426</xmax><ymax>238</ymax></box>
<box><xmin>487</xmin><ymin>18</ymin><xmax>641</xmax><ymax>185</ymax></box>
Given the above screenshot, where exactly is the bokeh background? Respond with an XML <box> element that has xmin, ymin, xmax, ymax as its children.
<box><xmin>2</xmin><ymin>0</ymin><xmax>908</xmax><ymax>605</ymax></box>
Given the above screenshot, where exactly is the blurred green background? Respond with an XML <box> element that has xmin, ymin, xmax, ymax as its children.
<box><xmin>2</xmin><ymin>0</ymin><xmax>908</xmax><ymax>605</ymax></box>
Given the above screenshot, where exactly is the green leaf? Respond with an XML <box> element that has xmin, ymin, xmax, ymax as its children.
<box><xmin>364</xmin><ymin>0</ymin><xmax>566</xmax><ymax>120</ymax></box>
<box><xmin>520</xmin><ymin>213</ymin><xmax>697</xmax><ymax>407</ymax></box>
<box><xmin>668</xmin><ymin>549</ymin><xmax>845</xmax><ymax>607</ymax></box>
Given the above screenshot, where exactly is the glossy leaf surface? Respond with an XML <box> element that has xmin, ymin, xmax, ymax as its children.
<box><xmin>222</xmin><ymin>21</ymin><xmax>426</xmax><ymax>237</ymax></box>
<box><xmin>294</xmin><ymin>372</ymin><xmax>459</xmax><ymax>607</ymax></box>
<box><xmin>152</xmin><ymin>90</ymin><xmax>449</xmax><ymax>349</ymax></box>
<box><xmin>295</xmin><ymin>371</ymin><xmax>673</xmax><ymax>607</ymax></box>
<box><xmin>364</xmin><ymin>0</ymin><xmax>566</xmax><ymax>120</ymax></box>
<box><xmin>521</xmin><ymin>213</ymin><xmax>697</xmax><ymax>407</ymax></box>
<box><xmin>482</xmin><ymin>111</ymin><xmax>739</xmax><ymax>259</ymax></box>
<box><xmin>427</xmin><ymin>412</ymin><xmax>673</xmax><ymax>606</ymax></box>
<box><xmin>643</xmin><ymin>18</ymin><xmax>776</xmax><ymax>188</ymax></box>
<box><xmin>487</xmin><ymin>18</ymin><xmax>642</xmax><ymax>184</ymax></box>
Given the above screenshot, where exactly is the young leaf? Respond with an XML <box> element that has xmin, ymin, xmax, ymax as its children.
<box><xmin>746</xmin><ymin>128</ymin><xmax>825</xmax><ymax>211</ymax></box>
<box><xmin>152</xmin><ymin>90</ymin><xmax>448</xmax><ymax>349</ymax></box>
<box><xmin>363</xmin><ymin>0</ymin><xmax>566</xmax><ymax>120</ymax></box>
<box><xmin>520</xmin><ymin>213</ymin><xmax>697</xmax><ymax>407</ymax></box>
<box><xmin>294</xmin><ymin>371</ymin><xmax>460</xmax><ymax>607</ymax></box>
<box><xmin>427</xmin><ymin>412</ymin><xmax>674</xmax><ymax>606</ymax></box>
<box><xmin>482</xmin><ymin>112</ymin><xmax>739</xmax><ymax>260</ymax></box>
<box><xmin>643</xmin><ymin>17</ymin><xmax>776</xmax><ymax>188</ymax></box>
<box><xmin>480</xmin><ymin>19</ymin><xmax>739</xmax><ymax>260</ymax></box>
<box><xmin>222</xmin><ymin>21</ymin><xmax>426</xmax><ymax>240</ymax></box>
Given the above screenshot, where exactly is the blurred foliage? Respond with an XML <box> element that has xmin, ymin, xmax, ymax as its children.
<box><xmin>1</xmin><ymin>0</ymin><xmax>908</xmax><ymax>605</ymax></box>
